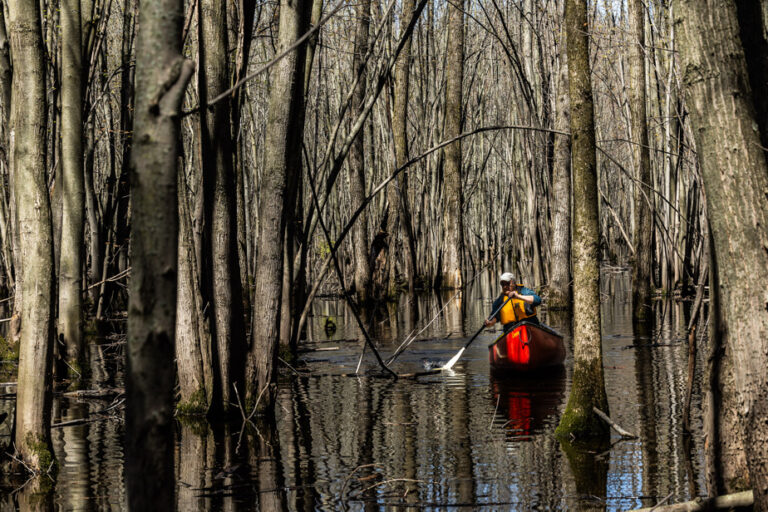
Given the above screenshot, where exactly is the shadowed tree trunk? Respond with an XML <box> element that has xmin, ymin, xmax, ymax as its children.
<box><xmin>441</xmin><ymin>0</ymin><xmax>464</xmax><ymax>289</ymax></box>
<box><xmin>385</xmin><ymin>0</ymin><xmax>418</xmax><ymax>297</ymax></box>
<box><xmin>349</xmin><ymin>0</ymin><xmax>372</xmax><ymax>303</ymax></box>
<box><xmin>125</xmin><ymin>0</ymin><xmax>194</xmax><ymax>507</ymax></box>
<box><xmin>198</xmin><ymin>0</ymin><xmax>246</xmax><ymax>416</ymax></box>
<box><xmin>555</xmin><ymin>0</ymin><xmax>609</xmax><ymax>441</ymax></box>
<box><xmin>676</xmin><ymin>0</ymin><xmax>768</xmax><ymax>506</ymax></box>
<box><xmin>7</xmin><ymin>0</ymin><xmax>55</xmax><ymax>472</ymax></box>
<box><xmin>59</xmin><ymin>0</ymin><xmax>85</xmax><ymax>380</ymax></box>
<box><xmin>246</xmin><ymin>0</ymin><xmax>310</xmax><ymax>412</ymax></box>
<box><xmin>629</xmin><ymin>0</ymin><xmax>653</xmax><ymax>322</ymax></box>
<box><xmin>548</xmin><ymin>22</ymin><xmax>571</xmax><ymax>310</ymax></box>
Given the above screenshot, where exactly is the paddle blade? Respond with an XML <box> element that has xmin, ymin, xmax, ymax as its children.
<box><xmin>441</xmin><ymin>347</ymin><xmax>466</xmax><ymax>371</ymax></box>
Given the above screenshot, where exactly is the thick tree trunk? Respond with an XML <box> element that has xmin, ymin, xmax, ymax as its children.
<box><xmin>59</xmin><ymin>0</ymin><xmax>85</xmax><ymax>378</ymax></box>
<box><xmin>548</xmin><ymin>25</ymin><xmax>571</xmax><ymax>310</ymax></box>
<box><xmin>246</xmin><ymin>0</ymin><xmax>309</xmax><ymax>412</ymax></box>
<box><xmin>199</xmin><ymin>0</ymin><xmax>246</xmax><ymax>416</ymax></box>
<box><xmin>676</xmin><ymin>0</ymin><xmax>768</xmax><ymax>506</ymax></box>
<box><xmin>126</xmin><ymin>0</ymin><xmax>193</xmax><ymax>507</ymax></box>
<box><xmin>555</xmin><ymin>0</ymin><xmax>609</xmax><ymax>441</ymax></box>
<box><xmin>7</xmin><ymin>0</ymin><xmax>55</xmax><ymax>472</ymax></box>
<box><xmin>441</xmin><ymin>0</ymin><xmax>464</xmax><ymax>289</ymax></box>
<box><xmin>349</xmin><ymin>0</ymin><xmax>371</xmax><ymax>303</ymax></box>
<box><xmin>629</xmin><ymin>0</ymin><xmax>654</xmax><ymax>322</ymax></box>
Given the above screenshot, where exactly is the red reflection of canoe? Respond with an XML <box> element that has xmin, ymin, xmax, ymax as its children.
<box><xmin>491</xmin><ymin>367</ymin><xmax>566</xmax><ymax>438</ymax></box>
<box><xmin>488</xmin><ymin>321</ymin><xmax>566</xmax><ymax>372</ymax></box>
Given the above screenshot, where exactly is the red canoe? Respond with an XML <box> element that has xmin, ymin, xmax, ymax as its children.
<box><xmin>488</xmin><ymin>322</ymin><xmax>566</xmax><ymax>372</ymax></box>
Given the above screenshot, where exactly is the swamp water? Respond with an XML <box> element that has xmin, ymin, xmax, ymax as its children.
<box><xmin>0</xmin><ymin>271</ymin><xmax>706</xmax><ymax>510</ymax></box>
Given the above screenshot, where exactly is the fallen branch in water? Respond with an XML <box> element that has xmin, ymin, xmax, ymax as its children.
<box><xmin>62</xmin><ymin>388</ymin><xmax>124</xmax><ymax>399</ymax></box>
<box><xmin>630</xmin><ymin>490</ymin><xmax>753</xmax><ymax>511</ymax></box>
<box><xmin>592</xmin><ymin>407</ymin><xmax>638</xmax><ymax>438</ymax></box>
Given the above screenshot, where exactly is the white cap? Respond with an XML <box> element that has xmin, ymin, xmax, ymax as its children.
<box><xmin>499</xmin><ymin>272</ymin><xmax>514</xmax><ymax>283</ymax></box>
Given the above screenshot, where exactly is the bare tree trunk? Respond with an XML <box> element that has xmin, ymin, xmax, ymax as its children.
<box><xmin>59</xmin><ymin>0</ymin><xmax>85</xmax><ymax>379</ymax></box>
<box><xmin>7</xmin><ymin>0</ymin><xmax>55</xmax><ymax>472</ymax></box>
<box><xmin>548</xmin><ymin>23</ymin><xmax>571</xmax><ymax>310</ymax></box>
<box><xmin>555</xmin><ymin>0</ymin><xmax>609</xmax><ymax>441</ymax></box>
<box><xmin>441</xmin><ymin>0</ymin><xmax>464</xmax><ymax>289</ymax></box>
<box><xmin>176</xmin><ymin>166</ymin><xmax>214</xmax><ymax>415</ymax></box>
<box><xmin>629</xmin><ymin>0</ymin><xmax>653</xmax><ymax>322</ymax></box>
<box><xmin>349</xmin><ymin>0</ymin><xmax>371</xmax><ymax>303</ymax></box>
<box><xmin>676</xmin><ymin>0</ymin><xmax>768</xmax><ymax>506</ymax></box>
<box><xmin>247</xmin><ymin>0</ymin><xmax>309</xmax><ymax>412</ymax></box>
<box><xmin>198</xmin><ymin>0</ymin><xmax>246</xmax><ymax>416</ymax></box>
<box><xmin>125</xmin><ymin>0</ymin><xmax>193</xmax><ymax>507</ymax></box>
<box><xmin>0</xmin><ymin>2</ymin><xmax>10</xmax><ymax>124</ymax></box>
<box><xmin>386</xmin><ymin>0</ymin><xmax>418</xmax><ymax>297</ymax></box>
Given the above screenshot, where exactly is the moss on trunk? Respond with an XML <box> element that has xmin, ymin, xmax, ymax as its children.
<box><xmin>556</xmin><ymin>358</ymin><xmax>609</xmax><ymax>439</ymax></box>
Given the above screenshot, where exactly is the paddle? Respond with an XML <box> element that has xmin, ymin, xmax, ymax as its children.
<box><xmin>441</xmin><ymin>294</ymin><xmax>514</xmax><ymax>371</ymax></box>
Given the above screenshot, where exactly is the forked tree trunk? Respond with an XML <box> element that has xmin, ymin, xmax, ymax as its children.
<box><xmin>59</xmin><ymin>0</ymin><xmax>85</xmax><ymax>378</ymax></box>
<box><xmin>247</xmin><ymin>0</ymin><xmax>310</xmax><ymax>412</ymax></box>
<box><xmin>676</xmin><ymin>0</ymin><xmax>768</xmax><ymax>506</ymax></box>
<box><xmin>126</xmin><ymin>0</ymin><xmax>193</xmax><ymax>507</ymax></box>
<box><xmin>441</xmin><ymin>0</ymin><xmax>465</xmax><ymax>289</ymax></box>
<box><xmin>7</xmin><ymin>0</ymin><xmax>55</xmax><ymax>472</ymax></box>
<box><xmin>629</xmin><ymin>0</ymin><xmax>653</xmax><ymax>322</ymax></box>
<box><xmin>555</xmin><ymin>0</ymin><xmax>609</xmax><ymax>441</ymax></box>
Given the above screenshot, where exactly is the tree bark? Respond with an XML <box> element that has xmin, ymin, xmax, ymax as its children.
<box><xmin>676</xmin><ymin>0</ymin><xmax>768</xmax><ymax>506</ymax></box>
<box><xmin>126</xmin><ymin>0</ymin><xmax>193</xmax><ymax>507</ymax></box>
<box><xmin>198</xmin><ymin>0</ymin><xmax>246</xmax><ymax>416</ymax></box>
<box><xmin>7</xmin><ymin>0</ymin><xmax>55</xmax><ymax>472</ymax></box>
<box><xmin>629</xmin><ymin>0</ymin><xmax>653</xmax><ymax>322</ymax></box>
<box><xmin>59</xmin><ymin>0</ymin><xmax>85</xmax><ymax>378</ymax></box>
<box><xmin>247</xmin><ymin>0</ymin><xmax>310</xmax><ymax>412</ymax></box>
<box><xmin>441</xmin><ymin>0</ymin><xmax>465</xmax><ymax>289</ymax></box>
<box><xmin>386</xmin><ymin>0</ymin><xmax>418</xmax><ymax>297</ymax></box>
<box><xmin>348</xmin><ymin>0</ymin><xmax>372</xmax><ymax>303</ymax></box>
<box><xmin>555</xmin><ymin>0</ymin><xmax>609</xmax><ymax>441</ymax></box>
<box><xmin>548</xmin><ymin>22</ymin><xmax>571</xmax><ymax>310</ymax></box>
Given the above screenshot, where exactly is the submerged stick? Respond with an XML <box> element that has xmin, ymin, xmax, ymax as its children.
<box><xmin>592</xmin><ymin>407</ymin><xmax>638</xmax><ymax>439</ymax></box>
<box><xmin>630</xmin><ymin>490</ymin><xmax>753</xmax><ymax>512</ymax></box>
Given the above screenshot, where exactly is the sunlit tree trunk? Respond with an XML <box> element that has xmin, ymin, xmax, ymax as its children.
<box><xmin>441</xmin><ymin>0</ymin><xmax>464</xmax><ymax>289</ymax></box>
<box><xmin>7</xmin><ymin>0</ymin><xmax>55</xmax><ymax>472</ymax></box>
<box><xmin>676</xmin><ymin>0</ymin><xmax>768</xmax><ymax>506</ymax></box>
<box><xmin>59</xmin><ymin>0</ymin><xmax>85</xmax><ymax>379</ymax></box>
<box><xmin>247</xmin><ymin>0</ymin><xmax>310</xmax><ymax>412</ymax></box>
<box><xmin>629</xmin><ymin>0</ymin><xmax>653</xmax><ymax>322</ymax></box>
<box><xmin>199</xmin><ymin>0</ymin><xmax>246</xmax><ymax>416</ymax></box>
<box><xmin>555</xmin><ymin>0</ymin><xmax>609</xmax><ymax>441</ymax></box>
<box><xmin>125</xmin><ymin>0</ymin><xmax>193</xmax><ymax>507</ymax></box>
<box><xmin>548</xmin><ymin>23</ymin><xmax>571</xmax><ymax>310</ymax></box>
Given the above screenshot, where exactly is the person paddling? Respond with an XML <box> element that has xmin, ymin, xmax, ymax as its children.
<box><xmin>484</xmin><ymin>272</ymin><xmax>541</xmax><ymax>333</ymax></box>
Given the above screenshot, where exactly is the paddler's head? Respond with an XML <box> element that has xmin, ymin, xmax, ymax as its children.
<box><xmin>499</xmin><ymin>272</ymin><xmax>515</xmax><ymax>292</ymax></box>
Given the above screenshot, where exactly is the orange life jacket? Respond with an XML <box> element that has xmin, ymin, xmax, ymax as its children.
<box><xmin>499</xmin><ymin>288</ymin><xmax>537</xmax><ymax>325</ymax></box>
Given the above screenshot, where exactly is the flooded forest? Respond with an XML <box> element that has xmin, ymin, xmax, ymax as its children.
<box><xmin>0</xmin><ymin>0</ymin><xmax>767</xmax><ymax>509</ymax></box>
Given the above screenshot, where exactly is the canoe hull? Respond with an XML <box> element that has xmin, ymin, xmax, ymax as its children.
<box><xmin>488</xmin><ymin>322</ymin><xmax>566</xmax><ymax>373</ymax></box>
